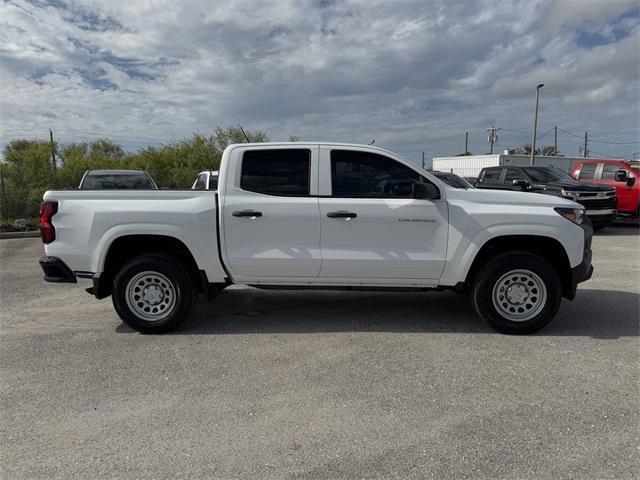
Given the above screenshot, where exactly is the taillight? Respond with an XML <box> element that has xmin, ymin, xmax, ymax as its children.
<box><xmin>39</xmin><ymin>201</ymin><xmax>58</xmax><ymax>244</ymax></box>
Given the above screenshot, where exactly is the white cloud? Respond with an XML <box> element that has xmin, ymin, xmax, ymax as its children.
<box><xmin>0</xmin><ymin>0</ymin><xmax>638</xmax><ymax>159</ymax></box>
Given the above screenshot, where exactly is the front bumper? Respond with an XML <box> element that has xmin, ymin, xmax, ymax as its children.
<box><xmin>585</xmin><ymin>209</ymin><xmax>617</xmax><ymax>226</ymax></box>
<box><xmin>39</xmin><ymin>256</ymin><xmax>77</xmax><ymax>283</ymax></box>
<box><xmin>565</xmin><ymin>220</ymin><xmax>593</xmax><ymax>299</ymax></box>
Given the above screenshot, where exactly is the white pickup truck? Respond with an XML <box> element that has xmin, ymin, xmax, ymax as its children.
<box><xmin>39</xmin><ymin>143</ymin><xmax>593</xmax><ymax>334</ymax></box>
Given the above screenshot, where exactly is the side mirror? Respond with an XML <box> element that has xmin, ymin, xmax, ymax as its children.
<box><xmin>512</xmin><ymin>179</ymin><xmax>531</xmax><ymax>190</ymax></box>
<box><xmin>615</xmin><ymin>170</ymin><xmax>628</xmax><ymax>182</ymax></box>
<box><xmin>627</xmin><ymin>176</ymin><xmax>636</xmax><ymax>187</ymax></box>
<box><xmin>412</xmin><ymin>182</ymin><xmax>439</xmax><ymax>200</ymax></box>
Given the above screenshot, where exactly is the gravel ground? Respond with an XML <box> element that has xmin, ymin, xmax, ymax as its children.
<box><xmin>1</xmin><ymin>227</ymin><xmax>638</xmax><ymax>479</ymax></box>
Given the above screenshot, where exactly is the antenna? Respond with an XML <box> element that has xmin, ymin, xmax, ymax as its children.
<box><xmin>239</xmin><ymin>126</ymin><xmax>250</xmax><ymax>143</ymax></box>
<box><xmin>369</xmin><ymin>138</ymin><xmax>375</xmax><ymax>145</ymax></box>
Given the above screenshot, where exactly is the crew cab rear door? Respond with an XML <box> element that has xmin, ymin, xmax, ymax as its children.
<box><xmin>317</xmin><ymin>146</ymin><xmax>448</xmax><ymax>280</ymax></box>
<box><xmin>221</xmin><ymin>146</ymin><xmax>321</xmax><ymax>278</ymax></box>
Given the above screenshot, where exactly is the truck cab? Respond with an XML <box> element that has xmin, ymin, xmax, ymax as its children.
<box><xmin>572</xmin><ymin>160</ymin><xmax>639</xmax><ymax>218</ymax></box>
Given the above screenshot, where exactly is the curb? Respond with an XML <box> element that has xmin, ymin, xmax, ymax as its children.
<box><xmin>0</xmin><ymin>231</ymin><xmax>41</xmax><ymax>239</ymax></box>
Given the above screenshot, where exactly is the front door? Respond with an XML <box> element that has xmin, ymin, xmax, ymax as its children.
<box><xmin>596</xmin><ymin>163</ymin><xmax>634</xmax><ymax>213</ymax></box>
<box><xmin>221</xmin><ymin>146</ymin><xmax>321</xmax><ymax>278</ymax></box>
<box><xmin>317</xmin><ymin>147</ymin><xmax>448</xmax><ymax>280</ymax></box>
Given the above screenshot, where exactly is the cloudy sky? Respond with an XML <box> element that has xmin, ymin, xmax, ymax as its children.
<box><xmin>1</xmin><ymin>0</ymin><xmax>639</xmax><ymax>162</ymax></box>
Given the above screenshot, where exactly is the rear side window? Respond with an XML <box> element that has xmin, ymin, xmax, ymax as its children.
<box><xmin>504</xmin><ymin>168</ymin><xmax>526</xmax><ymax>184</ymax></box>
<box><xmin>330</xmin><ymin>150</ymin><xmax>425</xmax><ymax>198</ymax></box>
<box><xmin>579</xmin><ymin>163</ymin><xmax>597</xmax><ymax>180</ymax></box>
<box><xmin>241</xmin><ymin>149</ymin><xmax>310</xmax><ymax>196</ymax></box>
<box><xmin>479</xmin><ymin>169</ymin><xmax>502</xmax><ymax>184</ymax></box>
<box><xmin>601</xmin><ymin>164</ymin><xmax>620</xmax><ymax>180</ymax></box>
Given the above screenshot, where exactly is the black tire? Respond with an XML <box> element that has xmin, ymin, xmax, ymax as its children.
<box><xmin>470</xmin><ymin>251</ymin><xmax>562</xmax><ymax>334</ymax></box>
<box><xmin>112</xmin><ymin>255</ymin><xmax>196</xmax><ymax>333</ymax></box>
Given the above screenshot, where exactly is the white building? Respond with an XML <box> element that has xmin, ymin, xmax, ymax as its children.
<box><xmin>431</xmin><ymin>153</ymin><xmax>582</xmax><ymax>180</ymax></box>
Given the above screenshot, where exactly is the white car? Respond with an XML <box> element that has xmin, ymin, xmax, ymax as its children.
<box><xmin>191</xmin><ymin>170</ymin><xmax>218</xmax><ymax>190</ymax></box>
<box><xmin>39</xmin><ymin>142</ymin><xmax>593</xmax><ymax>334</ymax></box>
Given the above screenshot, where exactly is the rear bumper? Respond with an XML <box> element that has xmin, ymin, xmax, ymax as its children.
<box><xmin>39</xmin><ymin>256</ymin><xmax>77</xmax><ymax>283</ymax></box>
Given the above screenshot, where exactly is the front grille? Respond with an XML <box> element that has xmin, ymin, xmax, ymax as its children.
<box><xmin>578</xmin><ymin>197</ymin><xmax>617</xmax><ymax>209</ymax></box>
<box><xmin>575</xmin><ymin>190</ymin><xmax>615</xmax><ymax>199</ymax></box>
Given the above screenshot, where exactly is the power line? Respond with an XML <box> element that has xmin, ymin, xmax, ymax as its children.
<box><xmin>557</xmin><ymin>127</ymin><xmax>584</xmax><ymax>139</ymax></box>
<box><xmin>589</xmin><ymin>149</ymin><xmax>640</xmax><ymax>159</ymax></box>
<box><xmin>536</xmin><ymin>126</ymin><xmax>555</xmax><ymax>140</ymax></box>
<box><xmin>587</xmin><ymin>137</ymin><xmax>640</xmax><ymax>145</ymax></box>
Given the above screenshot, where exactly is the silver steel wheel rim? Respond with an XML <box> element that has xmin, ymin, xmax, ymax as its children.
<box><xmin>125</xmin><ymin>271</ymin><xmax>176</xmax><ymax>322</ymax></box>
<box><xmin>492</xmin><ymin>269</ymin><xmax>547</xmax><ymax>322</ymax></box>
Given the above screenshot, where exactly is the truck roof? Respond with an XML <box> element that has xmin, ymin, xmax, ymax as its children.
<box><xmin>86</xmin><ymin>169</ymin><xmax>148</xmax><ymax>175</ymax></box>
<box><xmin>226</xmin><ymin>142</ymin><xmax>401</xmax><ymax>157</ymax></box>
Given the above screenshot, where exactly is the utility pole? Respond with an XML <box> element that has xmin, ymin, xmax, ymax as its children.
<box><xmin>554</xmin><ymin>125</ymin><xmax>558</xmax><ymax>156</ymax></box>
<box><xmin>0</xmin><ymin>165</ymin><xmax>5</xmax><ymax>221</ymax></box>
<box><xmin>421</xmin><ymin>151</ymin><xmax>425</xmax><ymax>169</ymax></box>
<box><xmin>49</xmin><ymin>129</ymin><xmax>57</xmax><ymax>171</ymax></box>
<box><xmin>486</xmin><ymin>127</ymin><xmax>499</xmax><ymax>154</ymax></box>
<box><xmin>583</xmin><ymin>131</ymin><xmax>588</xmax><ymax>158</ymax></box>
<box><xmin>530</xmin><ymin>83</ymin><xmax>544</xmax><ymax>165</ymax></box>
<box><xmin>464</xmin><ymin>132</ymin><xmax>469</xmax><ymax>155</ymax></box>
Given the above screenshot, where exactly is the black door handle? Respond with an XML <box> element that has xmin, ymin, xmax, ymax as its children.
<box><xmin>327</xmin><ymin>211</ymin><xmax>357</xmax><ymax>219</ymax></box>
<box><xmin>232</xmin><ymin>210</ymin><xmax>262</xmax><ymax>218</ymax></box>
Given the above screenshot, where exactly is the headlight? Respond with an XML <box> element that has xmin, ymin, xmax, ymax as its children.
<box><xmin>555</xmin><ymin>207</ymin><xmax>584</xmax><ymax>225</ymax></box>
<box><xmin>560</xmin><ymin>188</ymin><xmax>577</xmax><ymax>200</ymax></box>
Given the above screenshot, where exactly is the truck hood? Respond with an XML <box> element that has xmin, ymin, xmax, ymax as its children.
<box><xmin>447</xmin><ymin>188</ymin><xmax>579</xmax><ymax>208</ymax></box>
<box><xmin>543</xmin><ymin>181</ymin><xmax>614</xmax><ymax>192</ymax></box>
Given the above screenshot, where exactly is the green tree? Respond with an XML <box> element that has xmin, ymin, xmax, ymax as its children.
<box><xmin>210</xmin><ymin>126</ymin><xmax>268</xmax><ymax>151</ymax></box>
<box><xmin>508</xmin><ymin>144</ymin><xmax>558</xmax><ymax>156</ymax></box>
<box><xmin>0</xmin><ymin>126</ymin><xmax>268</xmax><ymax>221</ymax></box>
<box><xmin>2</xmin><ymin>140</ymin><xmax>55</xmax><ymax>218</ymax></box>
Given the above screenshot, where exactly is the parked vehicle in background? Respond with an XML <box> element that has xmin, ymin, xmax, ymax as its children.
<box><xmin>39</xmin><ymin>142</ymin><xmax>593</xmax><ymax>335</ymax></box>
<box><xmin>475</xmin><ymin>166</ymin><xmax>617</xmax><ymax>230</ymax></box>
<box><xmin>192</xmin><ymin>171</ymin><xmax>219</xmax><ymax>190</ymax></box>
<box><xmin>571</xmin><ymin>160</ymin><xmax>639</xmax><ymax>218</ymax></box>
<box><xmin>79</xmin><ymin>170</ymin><xmax>158</xmax><ymax>190</ymax></box>
<box><xmin>431</xmin><ymin>171</ymin><xmax>474</xmax><ymax>188</ymax></box>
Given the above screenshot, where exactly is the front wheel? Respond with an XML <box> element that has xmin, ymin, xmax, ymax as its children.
<box><xmin>470</xmin><ymin>251</ymin><xmax>562</xmax><ymax>334</ymax></box>
<box><xmin>112</xmin><ymin>255</ymin><xmax>196</xmax><ymax>333</ymax></box>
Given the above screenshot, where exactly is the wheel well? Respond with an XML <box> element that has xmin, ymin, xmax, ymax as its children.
<box><xmin>465</xmin><ymin>235</ymin><xmax>572</xmax><ymax>297</ymax></box>
<box><xmin>96</xmin><ymin>235</ymin><xmax>204</xmax><ymax>299</ymax></box>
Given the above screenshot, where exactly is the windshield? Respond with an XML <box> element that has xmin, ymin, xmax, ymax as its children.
<box><xmin>82</xmin><ymin>174</ymin><xmax>155</xmax><ymax>189</ymax></box>
<box><xmin>521</xmin><ymin>167</ymin><xmax>574</xmax><ymax>183</ymax></box>
<box><xmin>433</xmin><ymin>172</ymin><xmax>473</xmax><ymax>188</ymax></box>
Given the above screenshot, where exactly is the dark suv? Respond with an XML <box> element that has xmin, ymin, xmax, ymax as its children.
<box><xmin>475</xmin><ymin>166</ymin><xmax>617</xmax><ymax>230</ymax></box>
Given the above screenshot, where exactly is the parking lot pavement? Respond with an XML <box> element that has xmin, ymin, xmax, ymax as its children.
<box><xmin>1</xmin><ymin>228</ymin><xmax>638</xmax><ymax>480</ymax></box>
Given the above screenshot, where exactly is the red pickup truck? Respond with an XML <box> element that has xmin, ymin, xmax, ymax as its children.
<box><xmin>572</xmin><ymin>160</ymin><xmax>640</xmax><ymax>217</ymax></box>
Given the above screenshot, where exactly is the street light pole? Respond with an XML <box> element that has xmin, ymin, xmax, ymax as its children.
<box><xmin>530</xmin><ymin>83</ymin><xmax>544</xmax><ymax>166</ymax></box>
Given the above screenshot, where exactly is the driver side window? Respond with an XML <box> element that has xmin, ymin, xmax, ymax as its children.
<box><xmin>330</xmin><ymin>150</ymin><xmax>431</xmax><ymax>198</ymax></box>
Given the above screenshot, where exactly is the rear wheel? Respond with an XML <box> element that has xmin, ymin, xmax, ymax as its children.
<box><xmin>470</xmin><ymin>251</ymin><xmax>562</xmax><ymax>334</ymax></box>
<box><xmin>112</xmin><ymin>255</ymin><xmax>196</xmax><ymax>333</ymax></box>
